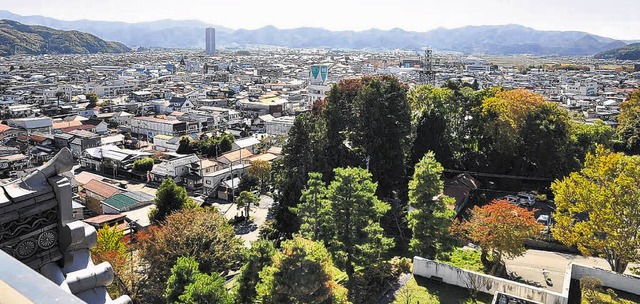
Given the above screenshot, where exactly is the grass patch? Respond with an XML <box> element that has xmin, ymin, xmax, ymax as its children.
<box><xmin>393</xmin><ymin>276</ymin><xmax>492</xmax><ymax>304</ymax></box>
<box><xmin>437</xmin><ymin>248</ymin><xmax>485</xmax><ymax>273</ymax></box>
<box><xmin>582</xmin><ymin>290</ymin><xmax>636</xmax><ymax>304</ymax></box>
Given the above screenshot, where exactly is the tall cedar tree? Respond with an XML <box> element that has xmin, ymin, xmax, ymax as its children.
<box><xmin>323</xmin><ymin>78</ymin><xmax>363</xmax><ymax>175</ymax></box>
<box><xmin>138</xmin><ymin>208</ymin><xmax>243</xmax><ymax>303</ymax></box>
<box><xmin>408</xmin><ymin>152</ymin><xmax>456</xmax><ymax>259</ymax></box>
<box><xmin>350</xmin><ymin>76</ymin><xmax>411</xmax><ymax>198</ymax></box>
<box><xmin>552</xmin><ymin>147</ymin><xmax>640</xmax><ymax>273</ymax></box>
<box><xmin>273</xmin><ymin>113</ymin><xmax>325</xmax><ymax>236</ymax></box>
<box><xmin>256</xmin><ymin>238</ymin><xmax>349</xmax><ymax>304</ymax></box>
<box><xmin>150</xmin><ymin>178</ymin><xmax>189</xmax><ymax>223</ymax></box>
<box><xmin>290</xmin><ymin>172</ymin><xmax>332</xmax><ymax>243</ymax></box>
<box><xmin>453</xmin><ymin>200</ymin><xmax>541</xmax><ymax>275</ymax></box>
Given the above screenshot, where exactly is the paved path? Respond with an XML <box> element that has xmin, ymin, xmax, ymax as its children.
<box><xmin>210</xmin><ymin>194</ymin><xmax>273</xmax><ymax>247</ymax></box>
<box><xmin>505</xmin><ymin>249</ymin><xmax>637</xmax><ymax>293</ymax></box>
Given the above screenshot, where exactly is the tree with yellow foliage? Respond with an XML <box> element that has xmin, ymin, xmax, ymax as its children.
<box><xmin>552</xmin><ymin>146</ymin><xmax>640</xmax><ymax>273</ymax></box>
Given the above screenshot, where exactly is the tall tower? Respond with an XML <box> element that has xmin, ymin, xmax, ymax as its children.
<box><xmin>419</xmin><ymin>49</ymin><xmax>436</xmax><ymax>85</ymax></box>
<box><xmin>205</xmin><ymin>28</ymin><xmax>216</xmax><ymax>54</ymax></box>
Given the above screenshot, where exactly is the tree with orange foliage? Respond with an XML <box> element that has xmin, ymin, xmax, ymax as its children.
<box><xmin>452</xmin><ymin>200</ymin><xmax>542</xmax><ymax>275</ymax></box>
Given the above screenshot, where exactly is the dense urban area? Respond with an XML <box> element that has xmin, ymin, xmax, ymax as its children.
<box><xmin>1</xmin><ymin>23</ymin><xmax>640</xmax><ymax>304</ymax></box>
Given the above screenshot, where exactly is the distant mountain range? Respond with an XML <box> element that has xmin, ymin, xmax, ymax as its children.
<box><xmin>0</xmin><ymin>19</ymin><xmax>129</xmax><ymax>56</ymax></box>
<box><xmin>0</xmin><ymin>10</ymin><xmax>635</xmax><ymax>56</ymax></box>
<box><xmin>594</xmin><ymin>43</ymin><xmax>640</xmax><ymax>60</ymax></box>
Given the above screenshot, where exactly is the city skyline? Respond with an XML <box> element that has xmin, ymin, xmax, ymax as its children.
<box><xmin>1</xmin><ymin>0</ymin><xmax>640</xmax><ymax>40</ymax></box>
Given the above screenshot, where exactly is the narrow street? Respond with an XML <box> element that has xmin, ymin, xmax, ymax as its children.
<box><xmin>209</xmin><ymin>194</ymin><xmax>273</xmax><ymax>247</ymax></box>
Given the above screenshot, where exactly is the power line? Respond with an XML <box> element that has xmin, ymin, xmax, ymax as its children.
<box><xmin>443</xmin><ymin>169</ymin><xmax>555</xmax><ymax>182</ymax></box>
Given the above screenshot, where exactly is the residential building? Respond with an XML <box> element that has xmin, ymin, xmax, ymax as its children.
<box><xmin>83</xmin><ymin>179</ymin><xmax>124</xmax><ymax>212</ymax></box>
<box><xmin>67</xmin><ymin>130</ymin><xmax>101</xmax><ymax>158</ymax></box>
<box><xmin>128</xmin><ymin>116</ymin><xmax>188</xmax><ymax>139</ymax></box>
<box><xmin>7</xmin><ymin>117</ymin><xmax>53</xmax><ymax>134</ymax></box>
<box><xmin>265</xmin><ymin>116</ymin><xmax>295</xmax><ymax>136</ymax></box>
<box><xmin>101</xmin><ymin>191</ymin><xmax>155</xmax><ymax>214</ymax></box>
<box><xmin>149</xmin><ymin>154</ymin><xmax>201</xmax><ymax>190</ymax></box>
<box><xmin>153</xmin><ymin>134</ymin><xmax>180</xmax><ymax>152</ymax></box>
<box><xmin>80</xmin><ymin>145</ymin><xmax>151</xmax><ymax>178</ymax></box>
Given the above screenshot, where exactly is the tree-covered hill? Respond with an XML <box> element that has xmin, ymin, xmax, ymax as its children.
<box><xmin>0</xmin><ymin>19</ymin><xmax>130</xmax><ymax>56</ymax></box>
<box><xmin>594</xmin><ymin>43</ymin><xmax>640</xmax><ymax>60</ymax></box>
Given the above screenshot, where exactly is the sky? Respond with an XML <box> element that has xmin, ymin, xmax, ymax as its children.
<box><xmin>2</xmin><ymin>0</ymin><xmax>640</xmax><ymax>40</ymax></box>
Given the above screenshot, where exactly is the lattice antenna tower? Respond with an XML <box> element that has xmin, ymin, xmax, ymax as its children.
<box><xmin>419</xmin><ymin>49</ymin><xmax>436</xmax><ymax>85</ymax></box>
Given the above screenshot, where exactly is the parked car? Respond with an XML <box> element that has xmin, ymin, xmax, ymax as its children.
<box><xmin>517</xmin><ymin>192</ymin><xmax>536</xmax><ymax>206</ymax></box>
<box><xmin>537</xmin><ymin>214</ymin><xmax>551</xmax><ymax>234</ymax></box>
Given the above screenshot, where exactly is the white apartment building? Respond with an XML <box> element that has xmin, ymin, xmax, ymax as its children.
<box><xmin>128</xmin><ymin>116</ymin><xmax>187</xmax><ymax>138</ymax></box>
<box><xmin>265</xmin><ymin>116</ymin><xmax>295</xmax><ymax>136</ymax></box>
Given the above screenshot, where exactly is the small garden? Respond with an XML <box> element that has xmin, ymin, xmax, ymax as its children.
<box><xmin>393</xmin><ymin>276</ymin><xmax>492</xmax><ymax>304</ymax></box>
<box><xmin>580</xmin><ymin>277</ymin><xmax>638</xmax><ymax>304</ymax></box>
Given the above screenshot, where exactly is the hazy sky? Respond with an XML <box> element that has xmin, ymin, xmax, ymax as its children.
<box><xmin>3</xmin><ymin>0</ymin><xmax>639</xmax><ymax>39</ymax></box>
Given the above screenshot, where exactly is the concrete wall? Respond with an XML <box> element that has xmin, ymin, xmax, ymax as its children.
<box><xmin>569</xmin><ymin>264</ymin><xmax>640</xmax><ymax>295</ymax></box>
<box><xmin>413</xmin><ymin>257</ymin><xmax>567</xmax><ymax>304</ymax></box>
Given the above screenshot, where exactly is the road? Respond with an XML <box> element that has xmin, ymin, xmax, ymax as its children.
<box><xmin>209</xmin><ymin>194</ymin><xmax>273</xmax><ymax>247</ymax></box>
<box><xmin>505</xmin><ymin>249</ymin><xmax>637</xmax><ymax>292</ymax></box>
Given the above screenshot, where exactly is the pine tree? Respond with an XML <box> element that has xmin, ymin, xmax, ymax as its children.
<box><xmin>290</xmin><ymin>172</ymin><xmax>331</xmax><ymax>243</ymax></box>
<box><xmin>407</xmin><ymin>152</ymin><xmax>455</xmax><ymax>259</ymax></box>
<box><xmin>326</xmin><ymin>167</ymin><xmax>394</xmax><ymax>280</ymax></box>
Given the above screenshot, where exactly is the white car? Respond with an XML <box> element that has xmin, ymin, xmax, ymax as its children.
<box><xmin>537</xmin><ymin>214</ymin><xmax>551</xmax><ymax>234</ymax></box>
<box><xmin>517</xmin><ymin>193</ymin><xmax>536</xmax><ymax>206</ymax></box>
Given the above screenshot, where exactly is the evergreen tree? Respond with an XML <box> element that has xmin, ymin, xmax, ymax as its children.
<box><xmin>234</xmin><ymin>240</ymin><xmax>276</xmax><ymax>304</ymax></box>
<box><xmin>179</xmin><ymin>273</ymin><xmax>231</xmax><ymax>304</ymax></box>
<box><xmin>256</xmin><ymin>238</ymin><xmax>348</xmax><ymax>304</ymax></box>
<box><xmin>150</xmin><ymin>178</ymin><xmax>189</xmax><ymax>223</ymax></box>
<box><xmin>407</xmin><ymin>152</ymin><xmax>455</xmax><ymax>259</ymax></box>
<box><xmin>177</xmin><ymin>137</ymin><xmax>194</xmax><ymax>154</ymax></box>
<box><xmin>290</xmin><ymin>172</ymin><xmax>331</xmax><ymax>243</ymax></box>
<box><xmin>165</xmin><ymin>257</ymin><xmax>200</xmax><ymax>303</ymax></box>
<box><xmin>236</xmin><ymin>190</ymin><xmax>260</xmax><ymax>222</ymax></box>
<box><xmin>86</xmin><ymin>92</ymin><xmax>99</xmax><ymax>108</ymax></box>
<box><xmin>350</xmin><ymin>76</ymin><xmax>410</xmax><ymax>198</ymax></box>
<box><xmin>273</xmin><ymin>114</ymin><xmax>325</xmax><ymax>236</ymax></box>
<box><xmin>165</xmin><ymin>257</ymin><xmax>232</xmax><ymax>304</ymax></box>
<box><xmin>326</xmin><ymin>167</ymin><xmax>394</xmax><ymax>282</ymax></box>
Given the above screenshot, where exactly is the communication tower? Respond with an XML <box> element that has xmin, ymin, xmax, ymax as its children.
<box><xmin>419</xmin><ymin>49</ymin><xmax>436</xmax><ymax>85</ymax></box>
